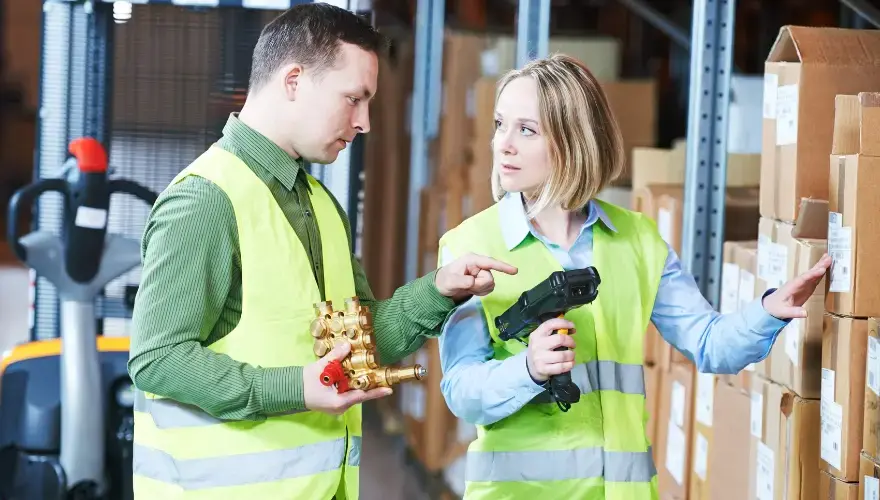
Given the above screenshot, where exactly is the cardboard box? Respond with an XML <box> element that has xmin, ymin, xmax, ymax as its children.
<box><xmin>688</xmin><ymin>373</ymin><xmax>717</xmax><ymax>500</ymax></box>
<box><xmin>859</xmin><ymin>453</ymin><xmax>880</xmax><ymax>500</ymax></box>
<box><xmin>630</xmin><ymin>143</ymin><xmax>761</xmax><ymax>192</ymax></box>
<box><xmin>484</xmin><ymin>35</ymin><xmax>621</xmax><ymax>81</ymax></box>
<box><xmin>707</xmin><ymin>381</ymin><xmax>751</xmax><ymax>500</ymax></box>
<box><xmin>632</xmin><ymin>184</ymin><xmax>683</xmax><ymax>222</ymax></box>
<box><xmin>769</xmin><ymin>237</ymin><xmax>827</xmax><ymax>399</ymax></box>
<box><xmin>749</xmin><ymin>377</ymin><xmax>821</xmax><ymax>500</ymax></box>
<box><xmin>861</xmin><ymin>318</ymin><xmax>880</xmax><ymax>463</ymax></box>
<box><xmin>728</xmin><ymin>75</ymin><xmax>765</xmax><ymax>155</ymax></box>
<box><xmin>826</xmin><ymin>93</ymin><xmax>880</xmax><ymax>318</ymax></box>
<box><xmin>655</xmin><ymin>187</ymin><xmax>760</xmax><ymax>256</ymax></box>
<box><xmin>818</xmin><ymin>471</ymin><xmax>858</xmax><ymax>499</ymax></box>
<box><xmin>601</xmin><ymin>80</ymin><xmax>658</xmax><ymax>184</ymax></box>
<box><xmin>820</xmin><ymin>314</ymin><xmax>869</xmax><ymax>482</ymax></box>
<box><xmin>656</xmin><ymin>362</ymin><xmax>695</xmax><ymax>499</ymax></box>
<box><xmin>437</xmin><ymin>31</ymin><xmax>486</xmax><ymax>172</ymax></box>
<box><xmin>773</xmin><ymin>387</ymin><xmax>821</xmax><ymax>500</ymax></box>
<box><xmin>760</xmin><ymin>26</ymin><xmax>880</xmax><ymax>223</ymax></box>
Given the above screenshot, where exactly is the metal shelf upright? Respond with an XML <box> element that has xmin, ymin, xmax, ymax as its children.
<box><xmin>681</xmin><ymin>0</ymin><xmax>736</xmax><ymax>308</ymax></box>
<box><xmin>404</xmin><ymin>0</ymin><xmax>444</xmax><ymax>282</ymax></box>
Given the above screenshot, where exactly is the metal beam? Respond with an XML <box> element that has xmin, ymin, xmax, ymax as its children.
<box><xmin>615</xmin><ymin>0</ymin><xmax>690</xmax><ymax>50</ymax></box>
<box><xmin>516</xmin><ymin>0</ymin><xmax>550</xmax><ymax>67</ymax></box>
<box><xmin>404</xmin><ymin>0</ymin><xmax>445</xmax><ymax>282</ymax></box>
<box><xmin>681</xmin><ymin>0</ymin><xmax>736</xmax><ymax>309</ymax></box>
<box><xmin>840</xmin><ymin>0</ymin><xmax>880</xmax><ymax>29</ymax></box>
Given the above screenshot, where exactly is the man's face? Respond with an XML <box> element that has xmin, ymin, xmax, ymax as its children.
<box><xmin>290</xmin><ymin>43</ymin><xmax>378</xmax><ymax>164</ymax></box>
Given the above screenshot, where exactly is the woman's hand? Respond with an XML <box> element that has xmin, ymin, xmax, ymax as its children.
<box><xmin>525</xmin><ymin>318</ymin><xmax>577</xmax><ymax>383</ymax></box>
<box><xmin>762</xmin><ymin>253</ymin><xmax>832</xmax><ymax>320</ymax></box>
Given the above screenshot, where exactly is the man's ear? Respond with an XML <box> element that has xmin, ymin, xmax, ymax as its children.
<box><xmin>283</xmin><ymin>63</ymin><xmax>303</xmax><ymax>101</ymax></box>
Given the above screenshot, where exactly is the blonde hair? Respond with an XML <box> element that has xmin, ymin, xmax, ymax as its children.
<box><xmin>489</xmin><ymin>53</ymin><xmax>625</xmax><ymax>218</ymax></box>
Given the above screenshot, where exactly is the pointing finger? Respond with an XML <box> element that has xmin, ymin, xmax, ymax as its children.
<box><xmin>468</xmin><ymin>255</ymin><xmax>518</xmax><ymax>275</ymax></box>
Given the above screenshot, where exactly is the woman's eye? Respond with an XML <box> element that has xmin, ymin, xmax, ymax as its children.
<box><xmin>348</xmin><ymin>96</ymin><xmax>360</xmax><ymax>104</ymax></box>
<box><xmin>520</xmin><ymin>126</ymin><xmax>535</xmax><ymax>136</ymax></box>
<box><xmin>494</xmin><ymin>119</ymin><xmax>502</xmax><ymax>129</ymax></box>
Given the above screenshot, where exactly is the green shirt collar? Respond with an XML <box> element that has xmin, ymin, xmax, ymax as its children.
<box><xmin>219</xmin><ymin>112</ymin><xmax>303</xmax><ymax>191</ymax></box>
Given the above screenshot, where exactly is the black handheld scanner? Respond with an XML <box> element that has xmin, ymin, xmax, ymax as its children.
<box><xmin>494</xmin><ymin>267</ymin><xmax>601</xmax><ymax>412</ymax></box>
<box><xmin>495</xmin><ymin>267</ymin><xmax>601</xmax><ymax>342</ymax></box>
<box><xmin>7</xmin><ymin>137</ymin><xmax>159</xmax><ymax>283</ymax></box>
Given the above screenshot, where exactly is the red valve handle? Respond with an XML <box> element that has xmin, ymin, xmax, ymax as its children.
<box><xmin>320</xmin><ymin>360</ymin><xmax>349</xmax><ymax>394</ymax></box>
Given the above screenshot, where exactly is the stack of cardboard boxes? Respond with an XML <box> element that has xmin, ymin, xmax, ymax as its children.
<box><xmin>633</xmin><ymin>25</ymin><xmax>880</xmax><ymax>500</ymax></box>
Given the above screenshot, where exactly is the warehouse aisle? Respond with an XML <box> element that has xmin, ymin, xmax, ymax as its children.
<box><xmin>360</xmin><ymin>404</ymin><xmax>433</xmax><ymax>499</ymax></box>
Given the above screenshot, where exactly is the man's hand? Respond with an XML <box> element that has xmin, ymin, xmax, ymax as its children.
<box><xmin>763</xmin><ymin>253</ymin><xmax>832</xmax><ymax>320</ymax></box>
<box><xmin>435</xmin><ymin>252</ymin><xmax>518</xmax><ymax>302</ymax></box>
<box><xmin>303</xmin><ymin>341</ymin><xmax>392</xmax><ymax>415</ymax></box>
<box><xmin>525</xmin><ymin>318</ymin><xmax>577</xmax><ymax>383</ymax></box>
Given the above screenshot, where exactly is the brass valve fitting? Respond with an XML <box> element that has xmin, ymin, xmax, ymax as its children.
<box><xmin>311</xmin><ymin>297</ymin><xmax>427</xmax><ymax>392</ymax></box>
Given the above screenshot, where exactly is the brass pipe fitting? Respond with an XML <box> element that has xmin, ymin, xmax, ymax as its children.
<box><xmin>311</xmin><ymin>297</ymin><xmax>426</xmax><ymax>391</ymax></box>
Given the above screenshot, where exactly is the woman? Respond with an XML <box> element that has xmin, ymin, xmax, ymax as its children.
<box><xmin>436</xmin><ymin>54</ymin><xmax>830</xmax><ymax>499</ymax></box>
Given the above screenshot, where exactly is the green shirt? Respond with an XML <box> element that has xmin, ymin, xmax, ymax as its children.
<box><xmin>128</xmin><ymin>113</ymin><xmax>455</xmax><ymax>420</ymax></box>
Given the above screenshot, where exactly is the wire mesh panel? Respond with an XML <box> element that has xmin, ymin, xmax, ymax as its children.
<box><xmin>102</xmin><ymin>4</ymin><xmax>280</xmax><ymax>336</ymax></box>
<box><xmin>33</xmin><ymin>2</ymin><xmax>283</xmax><ymax>339</ymax></box>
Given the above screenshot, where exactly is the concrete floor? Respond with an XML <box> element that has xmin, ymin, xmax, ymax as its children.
<box><xmin>0</xmin><ymin>252</ymin><xmax>439</xmax><ymax>499</ymax></box>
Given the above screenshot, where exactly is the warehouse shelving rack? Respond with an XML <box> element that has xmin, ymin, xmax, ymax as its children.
<box><xmin>403</xmin><ymin>0</ymin><xmax>880</xmax><ymax>310</ymax></box>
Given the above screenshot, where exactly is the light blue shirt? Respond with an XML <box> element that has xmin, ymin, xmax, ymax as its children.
<box><xmin>438</xmin><ymin>192</ymin><xmax>788</xmax><ymax>426</ymax></box>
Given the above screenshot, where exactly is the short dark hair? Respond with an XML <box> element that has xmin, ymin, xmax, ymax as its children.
<box><xmin>249</xmin><ymin>3</ymin><xmax>386</xmax><ymax>90</ymax></box>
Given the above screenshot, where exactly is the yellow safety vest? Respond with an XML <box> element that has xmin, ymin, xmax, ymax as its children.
<box><xmin>438</xmin><ymin>198</ymin><xmax>668</xmax><ymax>500</ymax></box>
<box><xmin>131</xmin><ymin>146</ymin><xmax>361</xmax><ymax>500</ymax></box>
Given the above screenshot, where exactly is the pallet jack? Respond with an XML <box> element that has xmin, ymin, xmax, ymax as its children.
<box><xmin>0</xmin><ymin>137</ymin><xmax>157</xmax><ymax>500</ymax></box>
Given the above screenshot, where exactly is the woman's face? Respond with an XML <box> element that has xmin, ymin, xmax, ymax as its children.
<box><xmin>493</xmin><ymin>76</ymin><xmax>552</xmax><ymax>195</ymax></box>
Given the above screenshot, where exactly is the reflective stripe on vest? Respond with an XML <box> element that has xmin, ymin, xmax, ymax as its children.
<box><xmin>133</xmin><ymin>436</ymin><xmax>363</xmax><ymax>490</ymax></box>
<box><xmin>133</xmin><ymin>390</ymin><xmax>309</xmax><ymax>429</ymax></box>
<box><xmin>465</xmin><ymin>447</ymin><xmax>656</xmax><ymax>483</ymax></box>
<box><xmin>529</xmin><ymin>361</ymin><xmax>644</xmax><ymax>404</ymax></box>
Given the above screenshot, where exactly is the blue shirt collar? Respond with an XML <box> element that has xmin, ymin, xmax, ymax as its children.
<box><xmin>497</xmin><ymin>192</ymin><xmax>618</xmax><ymax>251</ymax></box>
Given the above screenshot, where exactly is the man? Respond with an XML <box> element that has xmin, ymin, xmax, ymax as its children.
<box><xmin>128</xmin><ymin>4</ymin><xmax>516</xmax><ymax>499</ymax></box>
